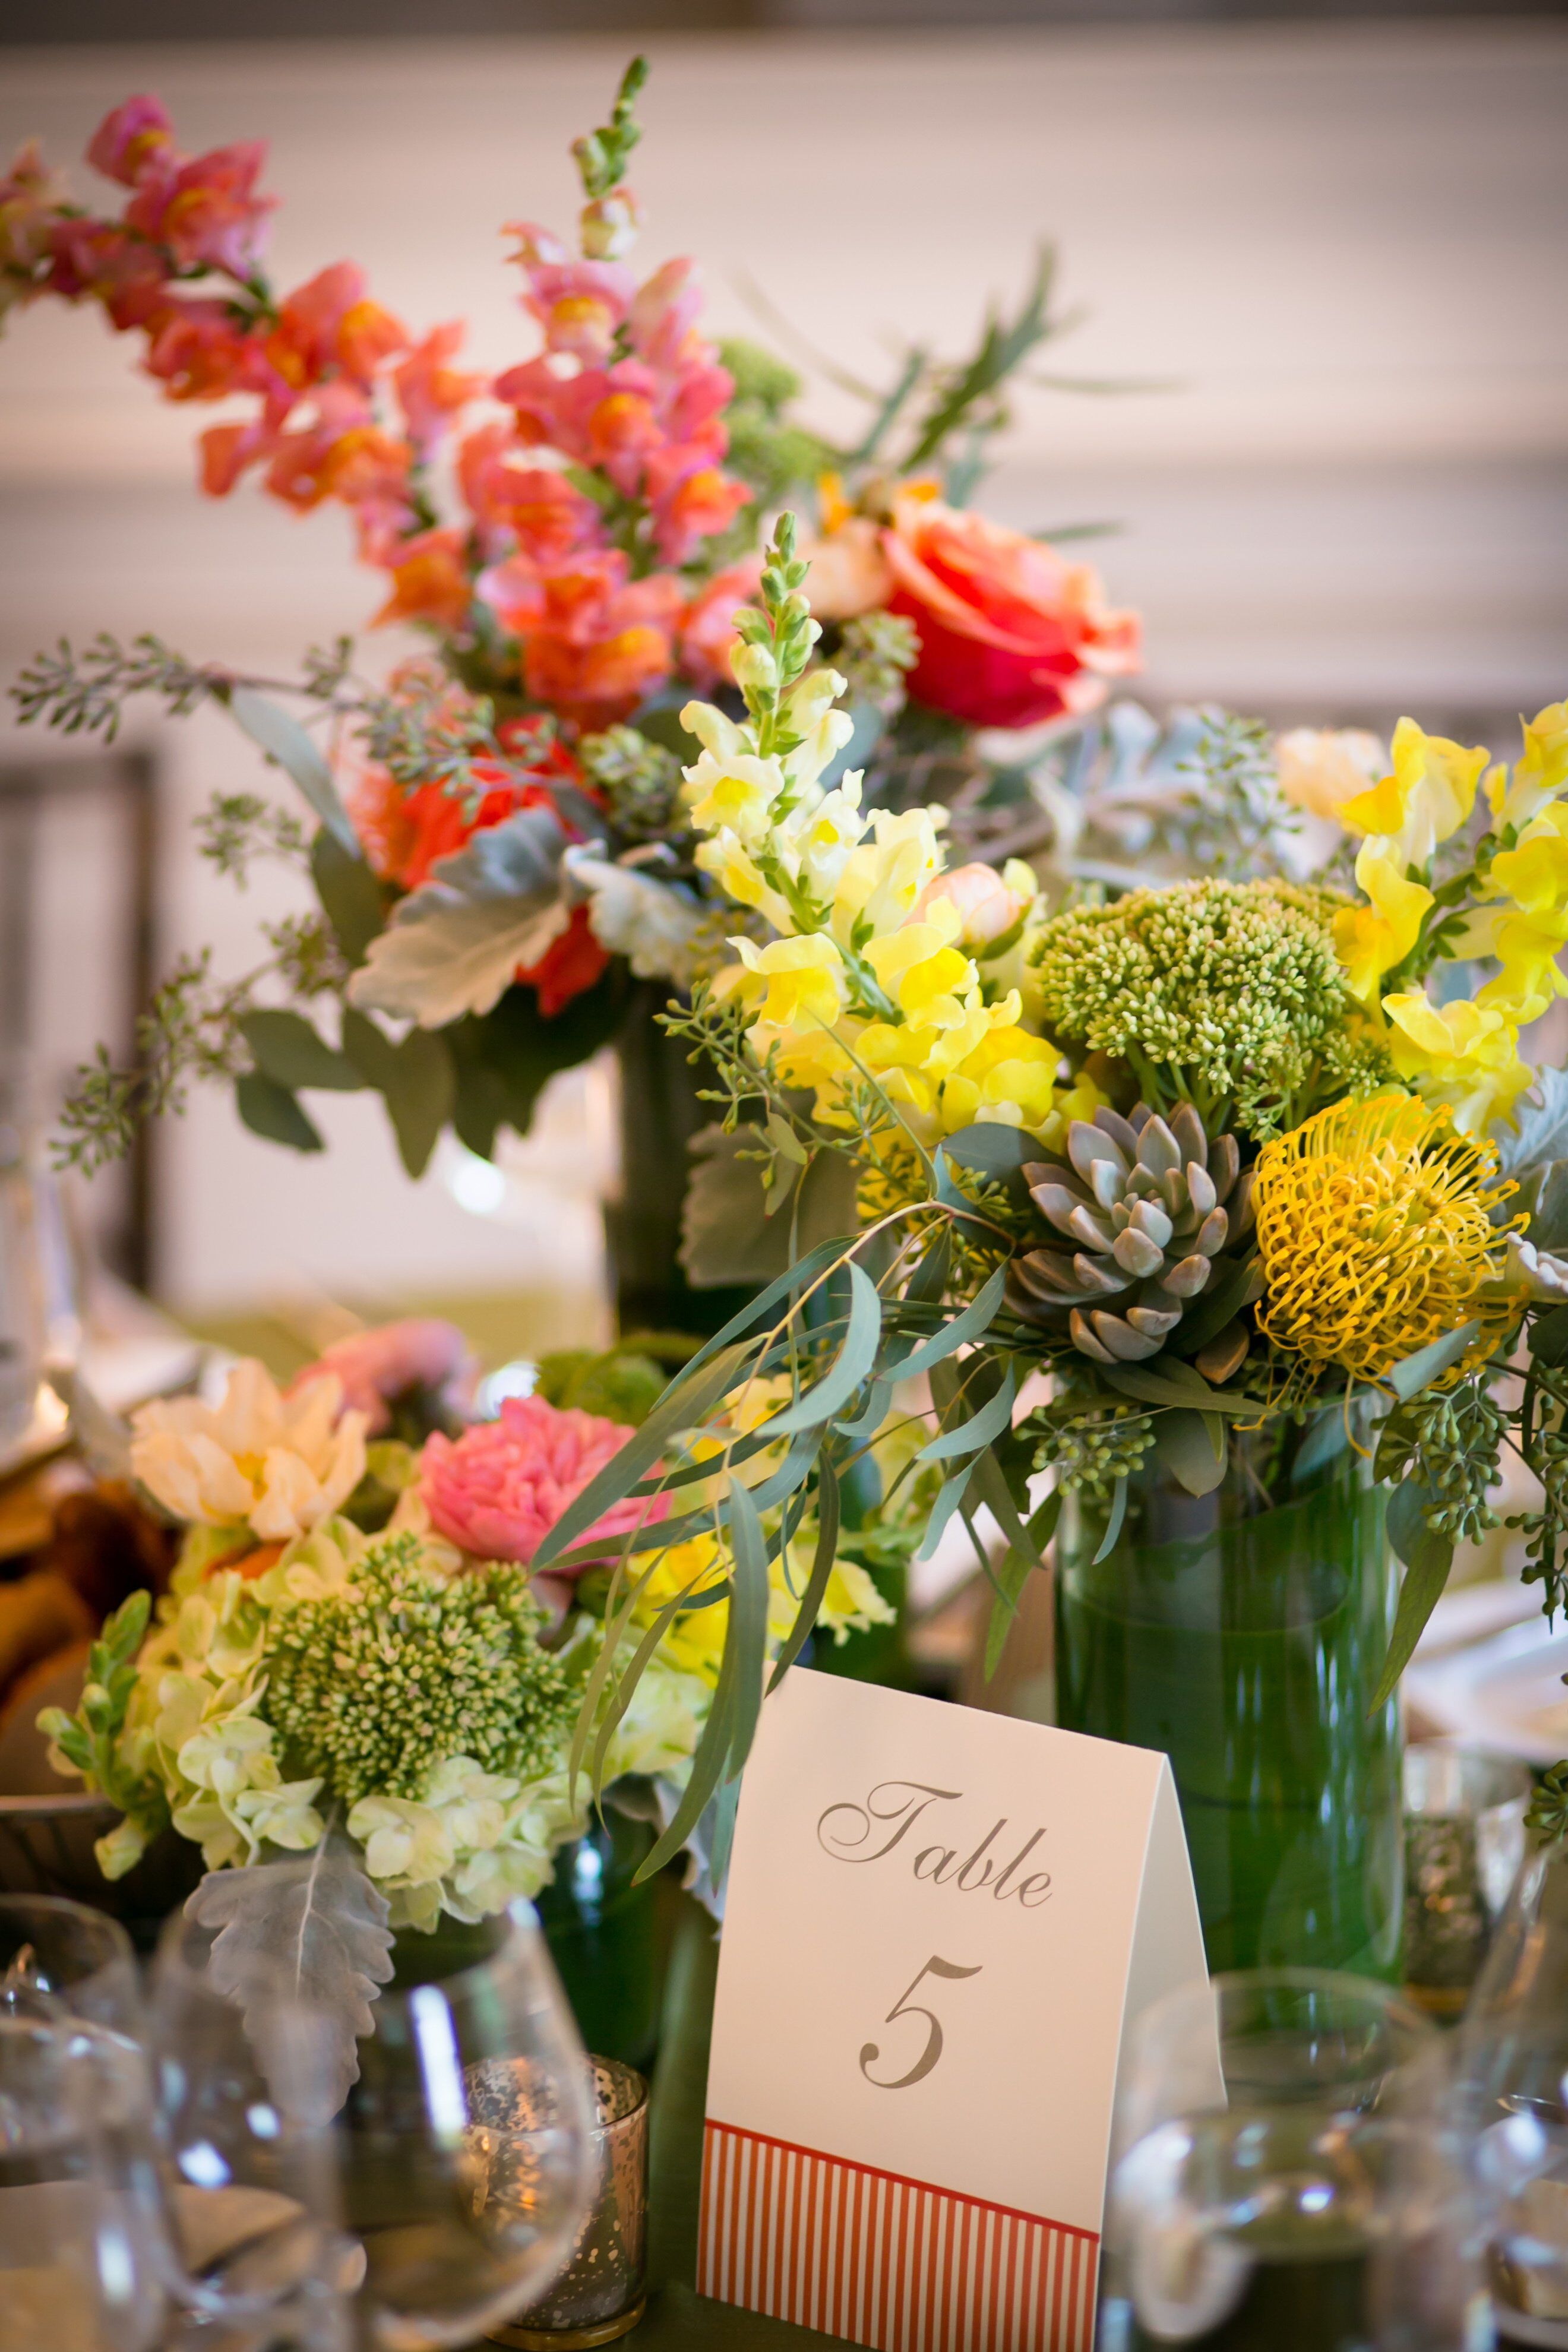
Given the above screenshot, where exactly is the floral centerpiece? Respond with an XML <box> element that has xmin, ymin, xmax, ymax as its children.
<box><xmin>4</xmin><ymin>60</ymin><xmax>1139</xmax><ymax>1330</ymax></box>
<box><xmin>513</xmin><ymin>516</ymin><xmax>1568</xmax><ymax>1973</ymax></box>
<box><xmin>40</xmin><ymin>1314</ymin><xmax>893</xmax><ymax>2070</ymax></box>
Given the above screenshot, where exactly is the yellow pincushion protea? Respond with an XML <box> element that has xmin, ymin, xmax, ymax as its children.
<box><xmin>1252</xmin><ymin>1093</ymin><xmax>1523</xmax><ymax>1383</ymax></box>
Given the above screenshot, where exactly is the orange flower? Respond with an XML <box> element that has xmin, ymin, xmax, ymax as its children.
<box><xmin>679</xmin><ymin>558</ymin><xmax>762</xmax><ymax>687</ymax></box>
<box><xmin>477</xmin><ymin>548</ymin><xmax>682</xmax><ymax>727</ymax></box>
<box><xmin>393</xmin><ymin>322</ymin><xmax>483</xmax><ymax>455</ymax></box>
<box><xmin>265</xmin><ymin>263</ymin><xmax>404</xmax><ymax>396</ymax></box>
<box><xmin>372</xmin><ymin>528</ymin><xmax>472</xmax><ymax>631</ymax></box>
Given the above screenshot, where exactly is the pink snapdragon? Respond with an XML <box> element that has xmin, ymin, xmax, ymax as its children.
<box><xmin>291</xmin><ymin>1316</ymin><xmax>476</xmax><ymax>1437</ymax></box>
<box><xmin>420</xmin><ymin>1393</ymin><xmax>665</xmax><ymax>1569</ymax></box>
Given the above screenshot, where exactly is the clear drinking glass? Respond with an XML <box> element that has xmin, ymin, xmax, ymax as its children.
<box><xmin>336</xmin><ymin>1907</ymin><xmax>596</xmax><ymax>2352</ymax></box>
<box><xmin>1099</xmin><ymin>1968</ymin><xmax>1480</xmax><ymax>2351</ymax></box>
<box><xmin>0</xmin><ymin>1893</ymin><xmax>144</xmax><ymax>2034</ymax></box>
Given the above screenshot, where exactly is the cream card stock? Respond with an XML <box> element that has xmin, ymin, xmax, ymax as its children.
<box><xmin>698</xmin><ymin>1668</ymin><xmax>1208</xmax><ymax>2352</ymax></box>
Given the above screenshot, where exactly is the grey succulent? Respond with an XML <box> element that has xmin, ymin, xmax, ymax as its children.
<box><xmin>1008</xmin><ymin>1101</ymin><xmax>1259</xmax><ymax>1379</ymax></box>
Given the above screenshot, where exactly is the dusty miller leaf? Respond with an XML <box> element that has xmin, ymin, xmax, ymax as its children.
<box><xmin>187</xmin><ymin>1841</ymin><xmax>394</xmax><ymax>2117</ymax></box>
<box><xmin>347</xmin><ymin>807</ymin><xmax>573</xmax><ymax>1027</ymax></box>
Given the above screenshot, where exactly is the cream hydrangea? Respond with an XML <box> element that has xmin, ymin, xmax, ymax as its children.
<box><xmin>131</xmin><ymin>1358</ymin><xmax>368</xmax><ymax>1545</ymax></box>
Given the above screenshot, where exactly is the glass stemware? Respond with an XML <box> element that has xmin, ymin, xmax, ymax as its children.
<box><xmin>336</xmin><ymin>1907</ymin><xmax>596</xmax><ymax>2352</ymax></box>
<box><xmin>1098</xmin><ymin>1967</ymin><xmax>1479</xmax><ymax>2351</ymax></box>
<box><xmin>0</xmin><ymin>1899</ymin><xmax>167</xmax><ymax>2352</ymax></box>
<box><xmin>150</xmin><ymin>1902</ymin><xmax>355</xmax><ymax>2351</ymax></box>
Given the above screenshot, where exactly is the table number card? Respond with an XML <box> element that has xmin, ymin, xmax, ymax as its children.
<box><xmin>698</xmin><ymin>1669</ymin><xmax>1208</xmax><ymax>2352</ymax></box>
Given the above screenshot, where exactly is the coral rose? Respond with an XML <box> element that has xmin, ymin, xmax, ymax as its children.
<box><xmin>419</xmin><ymin>1393</ymin><xmax>665</xmax><ymax>1570</ymax></box>
<box><xmin>881</xmin><ymin>490</ymin><xmax>1140</xmax><ymax>731</ymax></box>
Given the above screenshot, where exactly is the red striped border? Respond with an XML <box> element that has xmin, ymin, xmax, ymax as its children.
<box><xmin>698</xmin><ymin>2119</ymin><xmax>1098</xmax><ymax>2351</ymax></box>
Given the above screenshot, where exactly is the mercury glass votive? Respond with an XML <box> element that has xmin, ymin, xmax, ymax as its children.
<box><xmin>1404</xmin><ymin>1741</ymin><xmax>1531</xmax><ymax>2019</ymax></box>
<box><xmin>480</xmin><ymin>2056</ymin><xmax>647</xmax><ymax>2349</ymax></box>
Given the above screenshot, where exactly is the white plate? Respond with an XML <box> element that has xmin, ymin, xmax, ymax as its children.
<box><xmin>1405</xmin><ymin>1614</ymin><xmax>1568</xmax><ymax>1765</ymax></box>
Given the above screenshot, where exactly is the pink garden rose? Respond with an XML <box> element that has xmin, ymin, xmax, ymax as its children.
<box><xmin>419</xmin><ymin>1393</ymin><xmax>664</xmax><ymax>1569</ymax></box>
<box><xmin>291</xmin><ymin>1317</ymin><xmax>476</xmax><ymax>1437</ymax></box>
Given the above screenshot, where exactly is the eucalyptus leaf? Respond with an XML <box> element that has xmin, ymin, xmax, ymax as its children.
<box><xmin>679</xmin><ymin>1128</ymin><xmax>860</xmax><ymax>1289</ymax></box>
<box><xmin>342</xmin><ymin>1011</ymin><xmax>455</xmax><ymax>1179</ymax></box>
<box><xmin>763</xmin><ymin>1263</ymin><xmax>881</xmax><ymax>1437</ymax></box>
<box><xmin>235</xmin><ymin>1073</ymin><xmax>323</xmax><ymax>1154</ymax></box>
<box><xmin>1516</xmin><ymin>1159</ymin><xmax>1568</xmax><ymax>1253</ymax></box>
<box><xmin>916</xmin><ymin>1362</ymin><xmax>1017</xmax><ymax>1466</ymax></box>
<box><xmin>239</xmin><ymin>1009</ymin><xmax>363</xmax><ymax>1093</ymax></box>
<box><xmin>1154</xmin><ymin>1408</ymin><xmax>1228</xmax><ymax>1497</ymax></box>
<box><xmin>227</xmin><ymin>687</ymin><xmax>356</xmax><ymax>852</ymax></box>
<box><xmin>1531</xmin><ymin>1305</ymin><xmax>1568</xmax><ymax>1368</ymax></box>
<box><xmin>531</xmin><ymin>1342</ymin><xmax>754</xmax><ymax>1568</ymax></box>
<box><xmin>1499</xmin><ymin>1067</ymin><xmax>1568</xmax><ymax>1177</ymax></box>
<box><xmin>769</xmin><ymin>1459</ymin><xmax>841</xmax><ymax>1690</ymax></box>
<box><xmin>311</xmin><ymin>830</ymin><xmax>387</xmax><ymax>968</ymax></box>
<box><xmin>347</xmin><ymin>807</ymin><xmax>573</xmax><ymax>1027</ymax></box>
<box><xmin>1291</xmin><ymin>1409</ymin><xmax>1352</xmax><ymax>1485</ymax></box>
<box><xmin>1372</xmin><ymin>1483</ymin><xmax>1453</xmax><ymax>1711</ymax></box>
<box><xmin>724</xmin><ymin>1473</ymin><xmax>770</xmax><ymax>1782</ymax></box>
<box><xmin>892</xmin><ymin>1264</ymin><xmax>1009</xmax><ymax>1383</ymax></box>
<box><xmin>1382</xmin><ymin>1320</ymin><xmax>1482</xmax><ymax>1403</ymax></box>
<box><xmin>187</xmin><ymin>1841</ymin><xmax>394</xmax><ymax>2117</ymax></box>
<box><xmin>1092</xmin><ymin>1475</ymin><xmax>1130</xmax><ymax>1564</ymax></box>
<box><xmin>1102</xmin><ymin>1363</ymin><xmax>1252</xmax><ymax>1417</ymax></box>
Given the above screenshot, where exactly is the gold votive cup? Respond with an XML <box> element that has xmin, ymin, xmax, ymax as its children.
<box><xmin>1403</xmin><ymin>1740</ymin><xmax>1530</xmax><ymax>2019</ymax></box>
<box><xmin>482</xmin><ymin>2055</ymin><xmax>647</xmax><ymax>2348</ymax></box>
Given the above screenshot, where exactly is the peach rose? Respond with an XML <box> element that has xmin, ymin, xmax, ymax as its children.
<box><xmin>881</xmin><ymin>491</ymin><xmax>1140</xmax><ymax>731</ymax></box>
<box><xmin>799</xmin><ymin>517</ymin><xmax>892</xmax><ymax>624</ymax></box>
<box><xmin>913</xmin><ymin>861</ymin><xmax>1032</xmax><ymax>948</ymax></box>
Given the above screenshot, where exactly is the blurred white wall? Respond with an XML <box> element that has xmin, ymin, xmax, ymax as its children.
<box><xmin>1</xmin><ymin>24</ymin><xmax>1564</xmax><ymax>1312</ymax></box>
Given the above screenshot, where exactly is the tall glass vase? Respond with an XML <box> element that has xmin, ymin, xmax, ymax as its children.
<box><xmin>604</xmin><ymin>982</ymin><xmax>753</xmax><ymax>1342</ymax></box>
<box><xmin>1055</xmin><ymin>1412</ymin><xmax>1402</xmax><ymax>1978</ymax></box>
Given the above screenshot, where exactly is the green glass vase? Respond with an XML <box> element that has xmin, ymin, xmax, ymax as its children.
<box><xmin>536</xmin><ymin>1807</ymin><xmax>666</xmax><ymax>2071</ymax></box>
<box><xmin>1055</xmin><ymin>1414</ymin><xmax>1403</xmax><ymax>1978</ymax></box>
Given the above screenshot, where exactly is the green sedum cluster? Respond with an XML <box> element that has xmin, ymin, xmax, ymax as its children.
<box><xmin>1029</xmin><ymin>878</ymin><xmax>1387</xmax><ymax>1138</ymax></box>
<box><xmin>263</xmin><ymin>1532</ymin><xmax>574</xmax><ymax>1806</ymax></box>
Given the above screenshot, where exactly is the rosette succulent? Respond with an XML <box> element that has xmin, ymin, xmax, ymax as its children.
<box><xmin>1008</xmin><ymin>1101</ymin><xmax>1259</xmax><ymax>1379</ymax></box>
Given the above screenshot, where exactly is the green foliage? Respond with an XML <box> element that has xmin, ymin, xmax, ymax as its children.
<box><xmin>10</xmin><ymin>631</ymin><xmax>220</xmax><ymax>739</ymax></box>
<box><xmin>731</xmin><ymin>513</ymin><xmax>820</xmax><ymax>757</ymax></box>
<box><xmin>37</xmin><ymin>1591</ymin><xmax>168</xmax><ymax>1838</ymax></box>
<box><xmin>1528</xmin><ymin>1760</ymin><xmax>1568</xmax><ymax>1844</ymax></box>
<box><xmin>55</xmin><ymin>949</ymin><xmax>254</xmax><ymax>1174</ymax></box>
<box><xmin>834</xmin><ymin>612</ymin><xmax>919</xmax><ymax>713</ymax></box>
<box><xmin>195</xmin><ymin>792</ymin><xmax>308</xmax><ymax>884</ymax></box>
<box><xmin>263</xmin><ymin>1534</ymin><xmax>573</xmax><ymax>1805</ymax></box>
<box><xmin>572</xmin><ymin>54</ymin><xmax>648</xmax><ymax>201</ymax></box>
<box><xmin>718</xmin><ymin>339</ymin><xmax>802</xmax><ymax>412</ymax></box>
<box><xmin>536</xmin><ymin>1347</ymin><xmax>666</xmax><ymax>1428</ymax></box>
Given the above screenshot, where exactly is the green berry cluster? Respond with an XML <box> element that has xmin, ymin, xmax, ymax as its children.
<box><xmin>1376</xmin><ymin>1380</ymin><xmax>1505</xmax><ymax>1546</ymax></box>
<box><xmin>1032</xmin><ymin>1406</ymin><xmax>1154</xmax><ymax>1500</ymax></box>
<box><xmin>577</xmin><ymin>725</ymin><xmax>683</xmax><ymax>843</ymax></box>
<box><xmin>262</xmin><ymin>1534</ymin><xmax>574</xmax><ymax>1806</ymax></box>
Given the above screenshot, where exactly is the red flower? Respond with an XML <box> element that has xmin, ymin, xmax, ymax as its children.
<box><xmin>882</xmin><ymin>489</ymin><xmax>1141</xmax><ymax>731</ymax></box>
<box><xmin>520</xmin><ymin>904</ymin><xmax>610</xmax><ymax>1014</ymax></box>
<box><xmin>48</xmin><ymin>219</ymin><xmax>168</xmax><ymax>330</ymax></box>
<box><xmin>459</xmin><ymin>428</ymin><xmax>602</xmax><ymax>563</ymax></box>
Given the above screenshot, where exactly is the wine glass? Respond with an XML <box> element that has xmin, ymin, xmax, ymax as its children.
<box><xmin>150</xmin><ymin>1904</ymin><xmax>356</xmax><ymax>2350</ymax></box>
<box><xmin>337</xmin><ymin>1905</ymin><xmax>596</xmax><ymax>2351</ymax></box>
<box><xmin>1099</xmin><ymin>1967</ymin><xmax>1478</xmax><ymax>2351</ymax></box>
<box><xmin>0</xmin><ymin>1902</ymin><xmax>167</xmax><ymax>2352</ymax></box>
